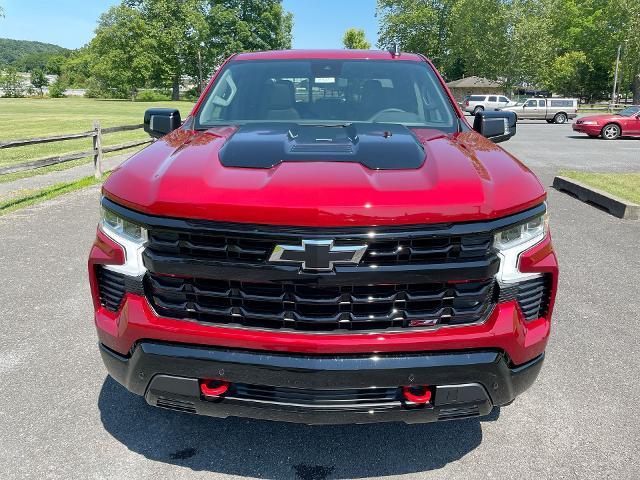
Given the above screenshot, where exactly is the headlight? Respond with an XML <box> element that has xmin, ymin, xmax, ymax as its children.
<box><xmin>494</xmin><ymin>210</ymin><xmax>549</xmax><ymax>283</ymax></box>
<box><xmin>100</xmin><ymin>205</ymin><xmax>147</xmax><ymax>276</ymax></box>
<box><xmin>101</xmin><ymin>206</ymin><xmax>146</xmax><ymax>243</ymax></box>
<box><xmin>495</xmin><ymin>213</ymin><xmax>548</xmax><ymax>250</ymax></box>
<box><xmin>580</xmin><ymin>121</ymin><xmax>598</xmax><ymax>125</ymax></box>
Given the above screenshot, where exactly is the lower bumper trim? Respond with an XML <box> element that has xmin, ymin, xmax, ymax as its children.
<box><xmin>100</xmin><ymin>341</ymin><xmax>544</xmax><ymax>425</ymax></box>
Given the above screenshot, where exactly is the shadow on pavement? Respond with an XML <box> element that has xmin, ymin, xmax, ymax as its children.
<box><xmin>99</xmin><ymin>376</ymin><xmax>499</xmax><ymax>479</ymax></box>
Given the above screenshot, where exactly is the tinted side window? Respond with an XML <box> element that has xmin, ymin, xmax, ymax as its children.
<box><xmin>469</xmin><ymin>95</ymin><xmax>486</xmax><ymax>101</ymax></box>
<box><xmin>539</xmin><ymin>100</ymin><xmax>546</xmax><ymax>107</ymax></box>
<box><xmin>499</xmin><ymin>97</ymin><xmax>509</xmax><ymax>103</ymax></box>
<box><xmin>525</xmin><ymin>100</ymin><xmax>537</xmax><ymax>107</ymax></box>
<box><xmin>488</xmin><ymin>96</ymin><xmax>497</xmax><ymax>102</ymax></box>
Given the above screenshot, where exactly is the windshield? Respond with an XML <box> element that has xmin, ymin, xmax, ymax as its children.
<box><xmin>617</xmin><ymin>106</ymin><xmax>640</xmax><ymax>117</ymax></box>
<box><xmin>195</xmin><ymin>59</ymin><xmax>457</xmax><ymax>132</ymax></box>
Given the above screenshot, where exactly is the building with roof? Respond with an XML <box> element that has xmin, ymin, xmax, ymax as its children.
<box><xmin>446</xmin><ymin>76</ymin><xmax>506</xmax><ymax>101</ymax></box>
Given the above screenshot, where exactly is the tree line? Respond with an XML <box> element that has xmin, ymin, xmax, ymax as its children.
<box><xmin>0</xmin><ymin>0</ymin><xmax>292</xmax><ymax>100</ymax></box>
<box><xmin>59</xmin><ymin>0</ymin><xmax>292</xmax><ymax>100</ymax></box>
<box><xmin>377</xmin><ymin>0</ymin><xmax>640</xmax><ymax>102</ymax></box>
<box><xmin>2</xmin><ymin>0</ymin><xmax>639</xmax><ymax>102</ymax></box>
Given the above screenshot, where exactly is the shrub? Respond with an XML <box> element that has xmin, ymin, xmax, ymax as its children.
<box><xmin>182</xmin><ymin>86</ymin><xmax>200</xmax><ymax>102</ymax></box>
<box><xmin>136</xmin><ymin>90</ymin><xmax>171</xmax><ymax>102</ymax></box>
<box><xmin>84</xmin><ymin>77</ymin><xmax>104</xmax><ymax>98</ymax></box>
<box><xmin>48</xmin><ymin>80</ymin><xmax>66</xmax><ymax>98</ymax></box>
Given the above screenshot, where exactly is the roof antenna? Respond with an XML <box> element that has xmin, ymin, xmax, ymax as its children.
<box><xmin>388</xmin><ymin>43</ymin><xmax>401</xmax><ymax>58</ymax></box>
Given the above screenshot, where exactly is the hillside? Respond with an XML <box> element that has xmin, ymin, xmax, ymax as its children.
<box><xmin>0</xmin><ymin>38</ymin><xmax>69</xmax><ymax>66</ymax></box>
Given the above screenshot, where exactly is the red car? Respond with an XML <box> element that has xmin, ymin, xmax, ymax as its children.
<box><xmin>572</xmin><ymin>106</ymin><xmax>640</xmax><ymax>139</ymax></box>
<box><xmin>89</xmin><ymin>50</ymin><xmax>558</xmax><ymax>424</ymax></box>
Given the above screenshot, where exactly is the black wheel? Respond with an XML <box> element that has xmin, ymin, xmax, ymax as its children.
<box><xmin>473</xmin><ymin>106</ymin><xmax>484</xmax><ymax>116</ymax></box>
<box><xmin>601</xmin><ymin>123</ymin><xmax>621</xmax><ymax>140</ymax></box>
<box><xmin>553</xmin><ymin>112</ymin><xmax>567</xmax><ymax>124</ymax></box>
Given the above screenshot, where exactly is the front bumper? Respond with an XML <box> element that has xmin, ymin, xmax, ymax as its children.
<box><xmin>572</xmin><ymin>123</ymin><xmax>600</xmax><ymax>135</ymax></box>
<box><xmin>101</xmin><ymin>341</ymin><xmax>544</xmax><ymax>425</ymax></box>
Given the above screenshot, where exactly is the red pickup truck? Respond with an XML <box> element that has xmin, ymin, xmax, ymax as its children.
<box><xmin>89</xmin><ymin>49</ymin><xmax>558</xmax><ymax>424</ymax></box>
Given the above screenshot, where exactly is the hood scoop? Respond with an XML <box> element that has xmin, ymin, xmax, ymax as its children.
<box><xmin>218</xmin><ymin>122</ymin><xmax>425</xmax><ymax>170</ymax></box>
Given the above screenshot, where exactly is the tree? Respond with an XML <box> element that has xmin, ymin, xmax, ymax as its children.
<box><xmin>30</xmin><ymin>68</ymin><xmax>48</xmax><ymax>95</ymax></box>
<box><xmin>377</xmin><ymin>0</ymin><xmax>454</xmax><ymax>70</ymax></box>
<box><xmin>446</xmin><ymin>0</ymin><xmax>509</xmax><ymax>80</ymax></box>
<box><xmin>1</xmin><ymin>67</ymin><xmax>24</xmax><ymax>97</ymax></box>
<box><xmin>48</xmin><ymin>79</ymin><xmax>66</xmax><ymax>98</ymax></box>
<box><xmin>88</xmin><ymin>4</ymin><xmax>159</xmax><ymax>100</ymax></box>
<box><xmin>343</xmin><ymin>28</ymin><xmax>371</xmax><ymax>49</ymax></box>
<box><xmin>544</xmin><ymin>51</ymin><xmax>591</xmax><ymax>96</ymax></box>
<box><xmin>611</xmin><ymin>0</ymin><xmax>640</xmax><ymax>102</ymax></box>
<box><xmin>125</xmin><ymin>0</ymin><xmax>208</xmax><ymax>100</ymax></box>
<box><xmin>205</xmin><ymin>1</ymin><xmax>293</xmax><ymax>72</ymax></box>
<box><xmin>375</xmin><ymin>0</ymin><xmax>632</xmax><ymax>100</ymax></box>
<box><xmin>503</xmin><ymin>0</ymin><xmax>555</xmax><ymax>90</ymax></box>
<box><xmin>59</xmin><ymin>47</ymin><xmax>93</xmax><ymax>88</ymax></box>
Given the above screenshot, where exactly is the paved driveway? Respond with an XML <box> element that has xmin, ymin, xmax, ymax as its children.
<box><xmin>0</xmin><ymin>122</ymin><xmax>638</xmax><ymax>479</ymax></box>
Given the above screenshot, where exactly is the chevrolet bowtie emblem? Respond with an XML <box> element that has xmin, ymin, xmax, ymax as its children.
<box><xmin>269</xmin><ymin>240</ymin><xmax>368</xmax><ymax>272</ymax></box>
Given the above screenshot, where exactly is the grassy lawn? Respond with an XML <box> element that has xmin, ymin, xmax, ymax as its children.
<box><xmin>0</xmin><ymin>97</ymin><xmax>194</xmax><ymax>173</ymax></box>
<box><xmin>559</xmin><ymin>171</ymin><xmax>640</xmax><ymax>204</ymax></box>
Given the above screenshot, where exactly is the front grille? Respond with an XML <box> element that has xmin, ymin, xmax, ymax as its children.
<box><xmin>232</xmin><ymin>384</ymin><xmax>401</xmax><ymax>407</ymax></box>
<box><xmin>145</xmin><ymin>273</ymin><xmax>496</xmax><ymax>331</ymax></box>
<box><xmin>146</xmin><ymin>229</ymin><xmax>493</xmax><ymax>266</ymax></box>
<box><xmin>96</xmin><ymin>267</ymin><xmax>126</xmax><ymax>311</ymax></box>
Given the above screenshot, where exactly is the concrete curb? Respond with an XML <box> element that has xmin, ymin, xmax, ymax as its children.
<box><xmin>553</xmin><ymin>176</ymin><xmax>640</xmax><ymax>220</ymax></box>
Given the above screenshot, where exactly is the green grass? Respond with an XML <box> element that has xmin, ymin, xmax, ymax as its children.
<box><xmin>0</xmin><ymin>97</ymin><xmax>194</xmax><ymax>172</ymax></box>
<box><xmin>0</xmin><ymin>145</ymin><xmax>142</xmax><ymax>184</ymax></box>
<box><xmin>559</xmin><ymin>171</ymin><xmax>640</xmax><ymax>204</ymax></box>
<box><xmin>0</xmin><ymin>173</ymin><xmax>108</xmax><ymax>216</ymax></box>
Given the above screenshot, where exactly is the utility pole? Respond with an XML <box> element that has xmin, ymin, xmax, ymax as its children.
<box><xmin>611</xmin><ymin>44</ymin><xmax>622</xmax><ymax>110</ymax></box>
<box><xmin>197</xmin><ymin>42</ymin><xmax>204</xmax><ymax>95</ymax></box>
<box><xmin>617</xmin><ymin>40</ymin><xmax>629</xmax><ymax>104</ymax></box>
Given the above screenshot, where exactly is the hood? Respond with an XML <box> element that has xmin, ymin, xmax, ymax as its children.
<box><xmin>577</xmin><ymin>114</ymin><xmax>619</xmax><ymax>123</ymax></box>
<box><xmin>103</xmin><ymin>125</ymin><xmax>546</xmax><ymax>227</ymax></box>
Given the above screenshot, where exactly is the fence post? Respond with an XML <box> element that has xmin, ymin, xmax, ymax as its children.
<box><xmin>93</xmin><ymin>120</ymin><xmax>103</xmax><ymax>179</ymax></box>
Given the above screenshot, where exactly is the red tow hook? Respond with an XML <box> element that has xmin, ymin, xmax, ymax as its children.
<box><xmin>200</xmin><ymin>379</ymin><xmax>230</xmax><ymax>398</ymax></box>
<box><xmin>402</xmin><ymin>385</ymin><xmax>432</xmax><ymax>405</ymax></box>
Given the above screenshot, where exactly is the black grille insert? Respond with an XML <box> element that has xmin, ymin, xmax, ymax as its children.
<box><xmin>97</xmin><ymin>267</ymin><xmax>126</xmax><ymax>311</ymax></box>
<box><xmin>516</xmin><ymin>276</ymin><xmax>552</xmax><ymax>321</ymax></box>
<box><xmin>498</xmin><ymin>275</ymin><xmax>552</xmax><ymax>321</ymax></box>
<box><xmin>146</xmin><ymin>229</ymin><xmax>493</xmax><ymax>266</ymax></box>
<box><xmin>145</xmin><ymin>273</ymin><xmax>496</xmax><ymax>331</ymax></box>
<box><xmin>231</xmin><ymin>384</ymin><xmax>401</xmax><ymax>407</ymax></box>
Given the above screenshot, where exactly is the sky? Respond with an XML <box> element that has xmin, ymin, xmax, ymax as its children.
<box><xmin>0</xmin><ymin>0</ymin><xmax>380</xmax><ymax>50</ymax></box>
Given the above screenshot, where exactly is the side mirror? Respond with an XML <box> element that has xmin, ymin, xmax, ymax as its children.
<box><xmin>473</xmin><ymin>110</ymin><xmax>517</xmax><ymax>143</ymax></box>
<box><xmin>144</xmin><ymin>108</ymin><xmax>181</xmax><ymax>138</ymax></box>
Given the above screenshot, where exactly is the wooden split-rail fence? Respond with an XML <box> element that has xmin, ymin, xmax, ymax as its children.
<box><xmin>0</xmin><ymin>122</ymin><xmax>151</xmax><ymax>178</ymax></box>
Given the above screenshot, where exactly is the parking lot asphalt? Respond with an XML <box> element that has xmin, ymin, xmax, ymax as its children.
<box><xmin>0</xmin><ymin>121</ymin><xmax>639</xmax><ymax>479</ymax></box>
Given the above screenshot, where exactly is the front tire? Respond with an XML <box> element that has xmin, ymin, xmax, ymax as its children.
<box><xmin>473</xmin><ymin>106</ymin><xmax>484</xmax><ymax>116</ymax></box>
<box><xmin>553</xmin><ymin>113</ymin><xmax>567</xmax><ymax>124</ymax></box>
<box><xmin>601</xmin><ymin>123</ymin><xmax>621</xmax><ymax>140</ymax></box>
